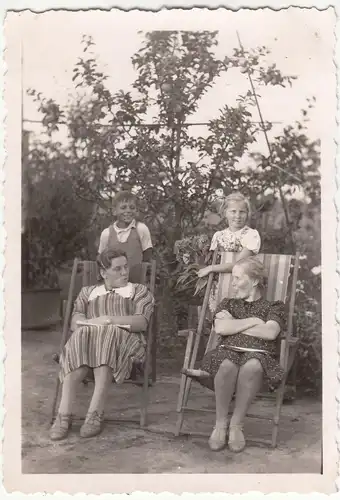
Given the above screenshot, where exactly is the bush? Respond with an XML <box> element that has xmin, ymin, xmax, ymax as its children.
<box><xmin>259</xmin><ymin>226</ymin><xmax>322</xmax><ymax>396</ymax></box>
<box><xmin>294</xmin><ymin>260</ymin><xmax>322</xmax><ymax>396</ymax></box>
<box><xmin>22</xmin><ymin>145</ymin><xmax>95</xmax><ymax>288</ymax></box>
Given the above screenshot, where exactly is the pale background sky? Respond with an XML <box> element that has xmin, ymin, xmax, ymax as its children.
<box><xmin>18</xmin><ymin>8</ymin><xmax>334</xmax><ymax>157</ymax></box>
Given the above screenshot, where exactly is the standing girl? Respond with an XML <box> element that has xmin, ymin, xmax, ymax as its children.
<box><xmin>198</xmin><ymin>192</ymin><xmax>261</xmax><ymax>283</ymax></box>
<box><xmin>185</xmin><ymin>192</ymin><xmax>261</xmax><ymax>380</ymax></box>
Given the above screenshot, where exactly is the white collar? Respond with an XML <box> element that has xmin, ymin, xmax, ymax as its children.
<box><xmin>110</xmin><ymin>282</ymin><xmax>134</xmax><ymax>298</ymax></box>
<box><xmin>227</xmin><ymin>225</ymin><xmax>248</xmax><ymax>235</ymax></box>
<box><xmin>88</xmin><ymin>283</ymin><xmax>134</xmax><ymax>301</ymax></box>
<box><xmin>113</xmin><ymin>220</ymin><xmax>136</xmax><ymax>233</ymax></box>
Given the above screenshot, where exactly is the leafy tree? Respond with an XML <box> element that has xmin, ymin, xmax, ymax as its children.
<box><xmin>28</xmin><ymin>31</ymin><xmax>318</xmax><ymax>259</ymax></box>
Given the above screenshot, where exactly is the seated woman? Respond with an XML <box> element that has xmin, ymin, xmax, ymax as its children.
<box><xmin>50</xmin><ymin>248</ymin><xmax>155</xmax><ymax>441</ymax></box>
<box><xmin>184</xmin><ymin>257</ymin><xmax>286</xmax><ymax>453</ymax></box>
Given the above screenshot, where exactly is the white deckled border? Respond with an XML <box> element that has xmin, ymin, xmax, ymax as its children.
<box><xmin>1</xmin><ymin>2</ymin><xmax>339</xmax><ymax>497</ymax></box>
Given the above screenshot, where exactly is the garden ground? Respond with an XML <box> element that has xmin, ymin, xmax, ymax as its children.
<box><xmin>22</xmin><ymin>327</ymin><xmax>322</xmax><ymax>474</ymax></box>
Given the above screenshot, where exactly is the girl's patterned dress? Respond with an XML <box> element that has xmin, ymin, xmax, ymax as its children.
<box><xmin>59</xmin><ymin>283</ymin><xmax>154</xmax><ymax>384</ymax></box>
<box><xmin>208</xmin><ymin>226</ymin><xmax>261</xmax><ymax>312</ymax></box>
<box><xmin>200</xmin><ymin>297</ymin><xmax>286</xmax><ymax>392</ymax></box>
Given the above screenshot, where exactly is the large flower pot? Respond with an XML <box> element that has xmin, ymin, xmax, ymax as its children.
<box><xmin>22</xmin><ymin>288</ymin><xmax>62</xmax><ymax>330</ymax></box>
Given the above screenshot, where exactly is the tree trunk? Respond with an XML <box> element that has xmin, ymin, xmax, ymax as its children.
<box><xmin>158</xmin><ymin>281</ymin><xmax>178</xmax><ymax>338</ymax></box>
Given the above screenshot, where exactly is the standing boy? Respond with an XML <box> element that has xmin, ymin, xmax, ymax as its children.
<box><xmin>98</xmin><ymin>191</ymin><xmax>153</xmax><ymax>283</ymax></box>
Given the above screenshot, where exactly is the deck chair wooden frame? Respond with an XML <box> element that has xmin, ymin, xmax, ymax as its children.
<box><xmin>50</xmin><ymin>258</ymin><xmax>157</xmax><ymax>428</ymax></box>
<box><xmin>175</xmin><ymin>251</ymin><xmax>300</xmax><ymax>448</ymax></box>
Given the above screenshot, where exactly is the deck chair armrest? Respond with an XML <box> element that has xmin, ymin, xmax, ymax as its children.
<box><xmin>178</xmin><ymin>328</ymin><xmax>198</xmax><ymax>338</ymax></box>
<box><xmin>178</xmin><ymin>328</ymin><xmax>211</xmax><ymax>338</ymax></box>
<box><xmin>287</xmin><ymin>337</ymin><xmax>299</xmax><ymax>346</ymax></box>
<box><xmin>280</xmin><ymin>333</ymin><xmax>300</xmax><ymax>345</ymax></box>
<box><xmin>278</xmin><ymin>334</ymin><xmax>300</xmax><ymax>370</ymax></box>
<box><xmin>76</xmin><ymin>320</ymin><xmax>132</xmax><ymax>330</ymax></box>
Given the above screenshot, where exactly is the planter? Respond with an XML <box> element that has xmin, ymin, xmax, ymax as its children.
<box><xmin>22</xmin><ymin>288</ymin><xmax>62</xmax><ymax>330</ymax></box>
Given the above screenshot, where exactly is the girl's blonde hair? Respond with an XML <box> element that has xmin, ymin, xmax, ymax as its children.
<box><xmin>233</xmin><ymin>256</ymin><xmax>267</xmax><ymax>290</ymax></box>
<box><xmin>219</xmin><ymin>192</ymin><xmax>251</xmax><ymax>221</ymax></box>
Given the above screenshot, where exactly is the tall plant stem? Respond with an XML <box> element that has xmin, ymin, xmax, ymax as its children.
<box><xmin>236</xmin><ymin>31</ymin><xmax>292</xmax><ymax>233</ymax></box>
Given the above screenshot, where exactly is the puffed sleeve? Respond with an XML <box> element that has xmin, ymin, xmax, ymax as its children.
<box><xmin>209</xmin><ymin>231</ymin><xmax>220</xmax><ymax>251</ymax></box>
<box><xmin>98</xmin><ymin>227</ymin><xmax>110</xmax><ymax>253</ymax></box>
<box><xmin>240</xmin><ymin>228</ymin><xmax>261</xmax><ymax>254</ymax></box>
<box><xmin>71</xmin><ymin>286</ymin><xmax>93</xmax><ymax>318</ymax></box>
<box><xmin>132</xmin><ymin>284</ymin><xmax>155</xmax><ymax>323</ymax></box>
<box><xmin>136</xmin><ymin>222</ymin><xmax>153</xmax><ymax>251</ymax></box>
<box><xmin>267</xmin><ymin>301</ymin><xmax>287</xmax><ymax>331</ymax></box>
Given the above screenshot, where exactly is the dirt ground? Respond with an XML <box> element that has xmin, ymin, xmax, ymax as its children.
<box><xmin>22</xmin><ymin>327</ymin><xmax>322</xmax><ymax>474</ymax></box>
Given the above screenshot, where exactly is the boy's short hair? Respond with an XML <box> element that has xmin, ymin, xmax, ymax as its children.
<box><xmin>112</xmin><ymin>190</ymin><xmax>137</xmax><ymax>208</ymax></box>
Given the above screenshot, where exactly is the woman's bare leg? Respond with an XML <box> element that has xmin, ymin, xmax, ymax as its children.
<box><xmin>50</xmin><ymin>366</ymin><xmax>88</xmax><ymax>440</ymax></box>
<box><xmin>80</xmin><ymin>365</ymin><xmax>112</xmax><ymax>438</ymax></box>
<box><xmin>87</xmin><ymin>365</ymin><xmax>112</xmax><ymax>414</ymax></box>
<box><xmin>231</xmin><ymin>358</ymin><xmax>263</xmax><ymax>426</ymax></box>
<box><xmin>58</xmin><ymin>366</ymin><xmax>89</xmax><ymax>415</ymax></box>
<box><xmin>229</xmin><ymin>358</ymin><xmax>263</xmax><ymax>452</ymax></box>
<box><xmin>209</xmin><ymin>359</ymin><xmax>238</xmax><ymax>451</ymax></box>
<box><xmin>214</xmin><ymin>359</ymin><xmax>239</xmax><ymax>427</ymax></box>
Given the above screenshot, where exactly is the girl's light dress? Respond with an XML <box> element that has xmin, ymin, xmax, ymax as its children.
<box><xmin>208</xmin><ymin>225</ymin><xmax>261</xmax><ymax>311</ymax></box>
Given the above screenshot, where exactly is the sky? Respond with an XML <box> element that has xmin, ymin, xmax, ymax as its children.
<box><xmin>17</xmin><ymin>8</ymin><xmax>334</xmax><ymax>161</ymax></box>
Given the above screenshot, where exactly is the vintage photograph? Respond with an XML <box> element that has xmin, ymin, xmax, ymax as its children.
<box><xmin>4</xmin><ymin>5</ymin><xmax>337</xmax><ymax>491</ymax></box>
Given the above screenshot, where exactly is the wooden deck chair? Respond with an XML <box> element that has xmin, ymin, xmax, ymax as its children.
<box><xmin>175</xmin><ymin>251</ymin><xmax>300</xmax><ymax>448</ymax></box>
<box><xmin>50</xmin><ymin>258</ymin><xmax>157</xmax><ymax>428</ymax></box>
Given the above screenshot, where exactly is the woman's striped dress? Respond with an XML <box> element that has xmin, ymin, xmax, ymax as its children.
<box><xmin>59</xmin><ymin>283</ymin><xmax>154</xmax><ymax>384</ymax></box>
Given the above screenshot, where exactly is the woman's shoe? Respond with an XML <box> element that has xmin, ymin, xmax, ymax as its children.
<box><xmin>49</xmin><ymin>413</ymin><xmax>73</xmax><ymax>441</ymax></box>
<box><xmin>208</xmin><ymin>425</ymin><xmax>228</xmax><ymax>451</ymax></box>
<box><xmin>228</xmin><ymin>424</ymin><xmax>246</xmax><ymax>452</ymax></box>
<box><xmin>80</xmin><ymin>410</ymin><xmax>104</xmax><ymax>438</ymax></box>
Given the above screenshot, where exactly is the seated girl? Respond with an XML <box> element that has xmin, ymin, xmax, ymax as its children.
<box><xmin>185</xmin><ymin>257</ymin><xmax>286</xmax><ymax>453</ymax></box>
<box><xmin>50</xmin><ymin>248</ymin><xmax>155</xmax><ymax>441</ymax></box>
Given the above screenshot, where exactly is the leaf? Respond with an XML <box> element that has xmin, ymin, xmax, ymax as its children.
<box><xmin>193</xmin><ymin>276</ymin><xmax>208</xmax><ymax>296</ymax></box>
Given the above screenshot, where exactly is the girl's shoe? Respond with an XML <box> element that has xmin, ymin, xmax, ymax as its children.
<box><xmin>49</xmin><ymin>413</ymin><xmax>73</xmax><ymax>441</ymax></box>
<box><xmin>228</xmin><ymin>424</ymin><xmax>246</xmax><ymax>452</ymax></box>
<box><xmin>208</xmin><ymin>425</ymin><xmax>228</xmax><ymax>451</ymax></box>
<box><xmin>80</xmin><ymin>410</ymin><xmax>104</xmax><ymax>438</ymax></box>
